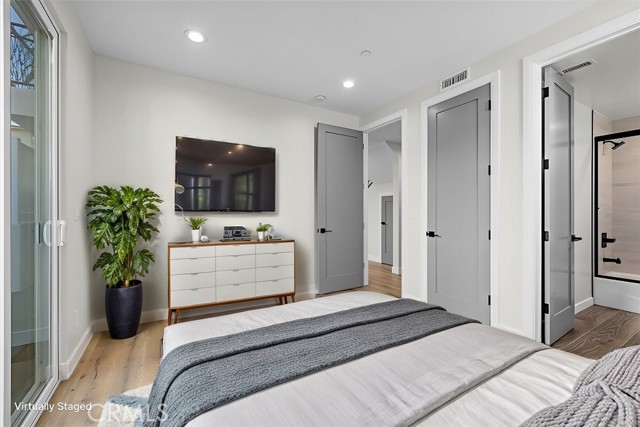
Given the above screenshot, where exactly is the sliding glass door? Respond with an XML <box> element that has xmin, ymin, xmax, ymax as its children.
<box><xmin>9</xmin><ymin>1</ymin><xmax>58</xmax><ymax>425</ymax></box>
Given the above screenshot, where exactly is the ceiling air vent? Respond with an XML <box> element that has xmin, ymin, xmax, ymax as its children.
<box><xmin>440</xmin><ymin>68</ymin><xmax>470</xmax><ymax>92</ymax></box>
<box><xmin>561</xmin><ymin>60</ymin><xmax>596</xmax><ymax>74</ymax></box>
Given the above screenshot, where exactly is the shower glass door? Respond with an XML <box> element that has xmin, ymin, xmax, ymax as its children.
<box><xmin>10</xmin><ymin>1</ymin><xmax>58</xmax><ymax>425</ymax></box>
<box><xmin>595</xmin><ymin>129</ymin><xmax>640</xmax><ymax>283</ymax></box>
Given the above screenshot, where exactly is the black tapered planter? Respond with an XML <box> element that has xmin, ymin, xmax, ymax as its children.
<box><xmin>105</xmin><ymin>280</ymin><xmax>143</xmax><ymax>339</ymax></box>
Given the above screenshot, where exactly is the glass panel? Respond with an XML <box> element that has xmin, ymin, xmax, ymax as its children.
<box><xmin>596</xmin><ymin>131</ymin><xmax>640</xmax><ymax>282</ymax></box>
<box><xmin>10</xmin><ymin>1</ymin><xmax>53</xmax><ymax>424</ymax></box>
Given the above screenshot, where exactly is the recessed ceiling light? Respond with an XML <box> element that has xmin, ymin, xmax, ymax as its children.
<box><xmin>313</xmin><ymin>95</ymin><xmax>327</xmax><ymax>102</ymax></box>
<box><xmin>342</xmin><ymin>80</ymin><xmax>355</xmax><ymax>89</ymax></box>
<box><xmin>228</xmin><ymin>151</ymin><xmax>232</xmax><ymax>154</ymax></box>
<box><xmin>207</xmin><ymin>163</ymin><xmax>213</xmax><ymax>166</ymax></box>
<box><xmin>360</xmin><ymin>50</ymin><xmax>372</xmax><ymax>57</ymax></box>
<box><xmin>185</xmin><ymin>29</ymin><xmax>207</xmax><ymax>43</ymax></box>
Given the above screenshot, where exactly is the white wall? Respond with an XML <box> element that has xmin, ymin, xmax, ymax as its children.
<box><xmin>91</xmin><ymin>55</ymin><xmax>359</xmax><ymax>315</ymax></box>
<box><xmin>48</xmin><ymin>1</ymin><xmax>95</xmax><ymax>378</ymax></box>
<box><xmin>359</xmin><ymin>1</ymin><xmax>640</xmax><ymax>334</ymax></box>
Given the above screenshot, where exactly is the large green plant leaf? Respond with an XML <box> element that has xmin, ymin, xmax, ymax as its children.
<box><xmin>86</xmin><ymin>185</ymin><xmax>162</xmax><ymax>287</ymax></box>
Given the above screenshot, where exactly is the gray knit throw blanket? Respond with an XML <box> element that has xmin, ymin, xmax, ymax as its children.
<box><xmin>144</xmin><ymin>299</ymin><xmax>476</xmax><ymax>427</ymax></box>
<box><xmin>522</xmin><ymin>345</ymin><xmax>640</xmax><ymax>426</ymax></box>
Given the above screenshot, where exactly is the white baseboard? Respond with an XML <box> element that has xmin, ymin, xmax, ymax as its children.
<box><xmin>575</xmin><ymin>297</ymin><xmax>594</xmax><ymax>314</ymax></box>
<box><xmin>368</xmin><ymin>255</ymin><xmax>381</xmax><ymax>263</ymax></box>
<box><xmin>392</xmin><ymin>266</ymin><xmax>401</xmax><ymax>275</ymax></box>
<box><xmin>59</xmin><ymin>324</ymin><xmax>93</xmax><ymax>380</ymax></box>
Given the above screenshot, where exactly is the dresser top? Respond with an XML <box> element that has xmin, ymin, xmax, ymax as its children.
<box><xmin>168</xmin><ymin>239</ymin><xmax>294</xmax><ymax>248</ymax></box>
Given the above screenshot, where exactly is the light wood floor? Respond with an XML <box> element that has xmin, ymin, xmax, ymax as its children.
<box><xmin>37</xmin><ymin>263</ymin><xmax>639</xmax><ymax>426</ymax></box>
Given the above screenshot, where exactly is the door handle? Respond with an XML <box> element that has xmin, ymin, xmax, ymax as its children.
<box><xmin>318</xmin><ymin>228</ymin><xmax>333</xmax><ymax>234</ymax></box>
<box><xmin>426</xmin><ymin>231</ymin><xmax>441</xmax><ymax>238</ymax></box>
<box><xmin>571</xmin><ymin>235</ymin><xmax>582</xmax><ymax>242</ymax></box>
<box><xmin>381</xmin><ymin>222</ymin><xmax>386</xmax><ymax>225</ymax></box>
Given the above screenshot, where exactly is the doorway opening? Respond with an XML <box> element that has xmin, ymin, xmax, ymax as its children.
<box><xmin>362</xmin><ymin>115</ymin><xmax>405</xmax><ymax>298</ymax></box>
<box><xmin>523</xmin><ymin>10</ymin><xmax>640</xmax><ymax>341</ymax></box>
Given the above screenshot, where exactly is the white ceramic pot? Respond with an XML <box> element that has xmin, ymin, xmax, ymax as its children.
<box><xmin>191</xmin><ymin>229</ymin><xmax>201</xmax><ymax>243</ymax></box>
<box><xmin>257</xmin><ymin>231</ymin><xmax>265</xmax><ymax>241</ymax></box>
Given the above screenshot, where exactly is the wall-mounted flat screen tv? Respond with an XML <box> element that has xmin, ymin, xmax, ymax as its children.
<box><xmin>175</xmin><ymin>136</ymin><xmax>276</xmax><ymax>212</ymax></box>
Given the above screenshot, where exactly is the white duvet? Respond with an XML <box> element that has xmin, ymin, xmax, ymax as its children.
<box><xmin>163</xmin><ymin>291</ymin><xmax>593</xmax><ymax>426</ymax></box>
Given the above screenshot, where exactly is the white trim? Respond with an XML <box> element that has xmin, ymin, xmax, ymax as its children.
<box><xmin>360</xmin><ymin>109</ymin><xmax>408</xmax><ymax>296</ymax></box>
<box><xmin>368</xmin><ymin>255</ymin><xmax>381</xmax><ymax>263</ymax></box>
<box><xmin>420</xmin><ymin>71</ymin><xmax>501</xmax><ymax>327</ymax></box>
<box><xmin>1</xmin><ymin>0</ymin><xmax>11</xmax><ymax>423</ymax></box>
<box><xmin>392</xmin><ymin>266</ymin><xmax>401</xmax><ymax>275</ymax></box>
<box><xmin>492</xmin><ymin>323</ymin><xmax>526</xmax><ymax>337</ymax></box>
<box><xmin>575</xmin><ymin>297</ymin><xmax>594</xmax><ymax>314</ymax></box>
<box><xmin>522</xmin><ymin>9</ymin><xmax>640</xmax><ymax>341</ymax></box>
<box><xmin>58</xmin><ymin>324</ymin><xmax>93</xmax><ymax>380</ymax></box>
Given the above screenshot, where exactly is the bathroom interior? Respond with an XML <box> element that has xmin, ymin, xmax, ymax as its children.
<box><xmin>551</xmin><ymin>28</ymin><xmax>640</xmax><ymax>314</ymax></box>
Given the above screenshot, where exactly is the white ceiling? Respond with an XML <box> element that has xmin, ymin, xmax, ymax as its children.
<box><xmin>73</xmin><ymin>0</ymin><xmax>598</xmax><ymax>116</ymax></box>
<box><xmin>552</xmin><ymin>29</ymin><xmax>640</xmax><ymax>120</ymax></box>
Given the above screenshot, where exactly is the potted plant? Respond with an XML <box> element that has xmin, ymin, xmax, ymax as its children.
<box><xmin>186</xmin><ymin>217</ymin><xmax>207</xmax><ymax>242</ymax></box>
<box><xmin>256</xmin><ymin>222</ymin><xmax>273</xmax><ymax>241</ymax></box>
<box><xmin>86</xmin><ymin>186</ymin><xmax>162</xmax><ymax>339</ymax></box>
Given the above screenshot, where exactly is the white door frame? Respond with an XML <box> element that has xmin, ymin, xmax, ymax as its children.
<box><xmin>420</xmin><ymin>71</ymin><xmax>502</xmax><ymax>328</ymax></box>
<box><xmin>522</xmin><ymin>9</ymin><xmax>640</xmax><ymax>341</ymax></box>
<box><xmin>360</xmin><ymin>110</ymin><xmax>407</xmax><ymax>292</ymax></box>
<box><xmin>378</xmin><ymin>192</ymin><xmax>393</xmax><ymax>265</ymax></box>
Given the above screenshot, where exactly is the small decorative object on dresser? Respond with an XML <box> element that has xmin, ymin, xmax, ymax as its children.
<box><xmin>256</xmin><ymin>222</ymin><xmax>273</xmax><ymax>241</ymax></box>
<box><xmin>167</xmin><ymin>240</ymin><xmax>295</xmax><ymax>324</ymax></box>
<box><xmin>186</xmin><ymin>217</ymin><xmax>207</xmax><ymax>242</ymax></box>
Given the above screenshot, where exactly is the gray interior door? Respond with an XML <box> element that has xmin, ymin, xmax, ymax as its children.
<box><xmin>427</xmin><ymin>84</ymin><xmax>491</xmax><ymax>325</ymax></box>
<box><xmin>316</xmin><ymin>123</ymin><xmax>364</xmax><ymax>294</ymax></box>
<box><xmin>543</xmin><ymin>67</ymin><xmax>575</xmax><ymax>345</ymax></box>
<box><xmin>381</xmin><ymin>196</ymin><xmax>393</xmax><ymax>265</ymax></box>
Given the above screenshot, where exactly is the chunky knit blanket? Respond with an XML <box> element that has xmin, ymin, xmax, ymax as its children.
<box><xmin>144</xmin><ymin>299</ymin><xmax>477</xmax><ymax>427</ymax></box>
<box><xmin>521</xmin><ymin>345</ymin><xmax>640</xmax><ymax>426</ymax></box>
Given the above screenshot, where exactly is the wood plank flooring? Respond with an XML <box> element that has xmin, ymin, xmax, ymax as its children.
<box><xmin>552</xmin><ymin>304</ymin><xmax>640</xmax><ymax>359</ymax></box>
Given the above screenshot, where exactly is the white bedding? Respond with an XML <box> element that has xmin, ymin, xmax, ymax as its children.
<box><xmin>163</xmin><ymin>291</ymin><xmax>593</xmax><ymax>426</ymax></box>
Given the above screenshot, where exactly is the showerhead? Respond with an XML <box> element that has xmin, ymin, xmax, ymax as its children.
<box><xmin>604</xmin><ymin>140</ymin><xmax>626</xmax><ymax>150</ymax></box>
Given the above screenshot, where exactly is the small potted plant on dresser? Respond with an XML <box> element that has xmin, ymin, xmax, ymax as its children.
<box><xmin>86</xmin><ymin>186</ymin><xmax>162</xmax><ymax>339</ymax></box>
<box><xmin>186</xmin><ymin>217</ymin><xmax>207</xmax><ymax>242</ymax></box>
<box><xmin>256</xmin><ymin>222</ymin><xmax>273</xmax><ymax>241</ymax></box>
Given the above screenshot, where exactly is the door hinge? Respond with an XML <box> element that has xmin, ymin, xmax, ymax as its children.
<box><xmin>542</xmin><ymin>303</ymin><xmax>550</xmax><ymax>315</ymax></box>
<box><xmin>488</xmin><ymin>295</ymin><xmax>491</xmax><ymax>306</ymax></box>
<box><xmin>487</xmin><ymin>100</ymin><xmax>492</xmax><ymax>111</ymax></box>
<box><xmin>488</xmin><ymin>230</ymin><xmax>491</xmax><ymax>240</ymax></box>
<box><xmin>488</xmin><ymin>165</ymin><xmax>491</xmax><ymax>175</ymax></box>
<box><xmin>543</xmin><ymin>159</ymin><xmax>549</xmax><ymax>170</ymax></box>
<box><xmin>542</xmin><ymin>87</ymin><xmax>550</xmax><ymax>98</ymax></box>
<box><xmin>543</xmin><ymin>231</ymin><xmax>550</xmax><ymax>242</ymax></box>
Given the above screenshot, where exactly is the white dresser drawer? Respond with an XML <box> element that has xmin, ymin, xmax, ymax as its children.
<box><xmin>217</xmin><ymin>282</ymin><xmax>255</xmax><ymax>302</ymax></box>
<box><xmin>255</xmin><ymin>242</ymin><xmax>294</xmax><ymax>254</ymax></box>
<box><xmin>170</xmin><ymin>272</ymin><xmax>215</xmax><ymax>291</ymax></box>
<box><xmin>170</xmin><ymin>287</ymin><xmax>216</xmax><ymax>308</ymax></box>
<box><xmin>216</xmin><ymin>244</ymin><xmax>255</xmax><ymax>256</ymax></box>
<box><xmin>256</xmin><ymin>265</ymin><xmax>294</xmax><ymax>282</ymax></box>
<box><xmin>216</xmin><ymin>254</ymin><xmax>255</xmax><ymax>271</ymax></box>
<box><xmin>216</xmin><ymin>269</ymin><xmax>256</xmax><ymax>286</ymax></box>
<box><xmin>256</xmin><ymin>278</ymin><xmax>294</xmax><ymax>296</ymax></box>
<box><xmin>170</xmin><ymin>246</ymin><xmax>216</xmax><ymax>259</ymax></box>
<box><xmin>170</xmin><ymin>257</ymin><xmax>216</xmax><ymax>275</ymax></box>
<box><xmin>256</xmin><ymin>252</ymin><xmax>294</xmax><ymax>268</ymax></box>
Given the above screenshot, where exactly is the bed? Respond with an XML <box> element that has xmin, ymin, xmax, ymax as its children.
<box><xmin>155</xmin><ymin>291</ymin><xmax>594</xmax><ymax>426</ymax></box>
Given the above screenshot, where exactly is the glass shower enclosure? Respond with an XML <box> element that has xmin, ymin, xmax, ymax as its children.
<box><xmin>594</xmin><ymin>129</ymin><xmax>640</xmax><ymax>304</ymax></box>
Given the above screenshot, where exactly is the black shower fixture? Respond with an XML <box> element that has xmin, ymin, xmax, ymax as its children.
<box><xmin>604</xmin><ymin>140</ymin><xmax>626</xmax><ymax>150</ymax></box>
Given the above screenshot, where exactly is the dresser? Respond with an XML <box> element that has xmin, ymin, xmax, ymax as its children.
<box><xmin>167</xmin><ymin>240</ymin><xmax>295</xmax><ymax>324</ymax></box>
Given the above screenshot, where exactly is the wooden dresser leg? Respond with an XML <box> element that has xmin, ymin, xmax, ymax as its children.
<box><xmin>174</xmin><ymin>310</ymin><xmax>180</xmax><ymax>324</ymax></box>
<box><xmin>291</xmin><ymin>294</ymin><xmax>295</xmax><ymax>303</ymax></box>
<box><xmin>167</xmin><ymin>309</ymin><xmax>172</xmax><ymax>325</ymax></box>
